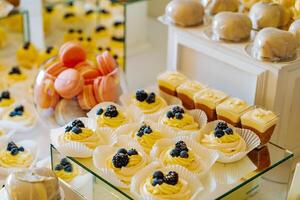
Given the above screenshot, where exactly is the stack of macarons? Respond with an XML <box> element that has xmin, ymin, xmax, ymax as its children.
<box><xmin>34</xmin><ymin>42</ymin><xmax>119</xmax><ymax>113</ymax></box>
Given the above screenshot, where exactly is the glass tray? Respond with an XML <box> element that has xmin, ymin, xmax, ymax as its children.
<box><xmin>50</xmin><ymin>142</ymin><xmax>293</xmax><ymax>199</ymax></box>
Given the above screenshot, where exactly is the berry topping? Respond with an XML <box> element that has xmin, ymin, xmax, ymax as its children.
<box><xmin>9</xmin><ymin>67</ymin><xmax>21</xmax><ymax>75</ymax></box>
<box><xmin>166</xmin><ymin>111</ymin><xmax>175</xmax><ymax>119</ymax></box>
<box><xmin>64</xmin><ymin>12</ymin><xmax>75</xmax><ymax>18</ymax></box>
<box><xmin>9</xmin><ymin>105</ymin><xmax>24</xmax><ymax>117</ymax></box>
<box><xmin>23</xmin><ymin>42</ymin><xmax>30</xmax><ymax>50</ymax></box>
<box><xmin>170</xmin><ymin>148</ymin><xmax>180</xmax><ymax>157</ymax></box>
<box><xmin>175</xmin><ymin>112</ymin><xmax>183</xmax><ymax>120</ymax></box>
<box><xmin>85</xmin><ymin>9</ymin><xmax>94</xmax><ymax>15</ymax></box>
<box><xmin>7</xmin><ymin>142</ymin><xmax>17</xmax><ymax>151</ymax></box>
<box><xmin>68</xmin><ymin>28</ymin><xmax>74</xmax><ymax>33</ymax></box>
<box><xmin>87</xmin><ymin>37</ymin><xmax>92</xmax><ymax>42</ymax></box>
<box><xmin>97</xmin><ymin>47</ymin><xmax>103</xmax><ymax>51</ymax></box>
<box><xmin>46</xmin><ymin>46</ymin><xmax>53</xmax><ymax>54</ymax></box>
<box><xmin>18</xmin><ymin>146</ymin><xmax>24</xmax><ymax>152</ymax></box>
<box><xmin>95</xmin><ymin>25</ymin><xmax>106</xmax><ymax>32</ymax></box>
<box><xmin>143</xmin><ymin>126</ymin><xmax>153</xmax><ymax>134</ymax></box>
<box><xmin>60</xmin><ymin>158</ymin><xmax>69</xmax><ymax>166</ymax></box>
<box><xmin>71</xmin><ymin>126</ymin><xmax>82</xmax><ymax>134</ymax></box>
<box><xmin>180</xmin><ymin>150</ymin><xmax>189</xmax><ymax>158</ymax></box>
<box><xmin>72</xmin><ymin>119</ymin><xmax>85</xmax><ymax>128</ymax></box>
<box><xmin>146</xmin><ymin>92</ymin><xmax>156</xmax><ymax>104</ymax></box>
<box><xmin>117</xmin><ymin>148</ymin><xmax>127</xmax><ymax>154</ymax></box>
<box><xmin>96</xmin><ymin>108</ymin><xmax>104</xmax><ymax>115</ymax></box>
<box><xmin>214</xmin><ymin>129</ymin><xmax>225</xmax><ymax>138</ymax></box>
<box><xmin>55</xmin><ymin>164</ymin><xmax>63</xmax><ymax>171</ymax></box>
<box><xmin>11</xmin><ymin>148</ymin><xmax>19</xmax><ymax>156</ymax></box>
<box><xmin>113</xmin><ymin>54</ymin><xmax>118</xmax><ymax>60</ymax></box>
<box><xmin>64</xmin><ymin>165</ymin><xmax>73</xmax><ymax>172</ymax></box>
<box><xmin>164</xmin><ymin>171</ymin><xmax>179</xmax><ymax>185</ymax></box>
<box><xmin>1</xmin><ymin>91</ymin><xmax>10</xmax><ymax>99</ymax></box>
<box><xmin>106</xmin><ymin>47</ymin><xmax>111</xmax><ymax>51</ymax></box>
<box><xmin>224</xmin><ymin>128</ymin><xmax>233</xmax><ymax>135</ymax></box>
<box><xmin>175</xmin><ymin>141</ymin><xmax>188</xmax><ymax>151</ymax></box>
<box><xmin>153</xmin><ymin>171</ymin><xmax>164</xmax><ymax>180</ymax></box>
<box><xmin>128</xmin><ymin>149</ymin><xmax>138</xmax><ymax>156</ymax></box>
<box><xmin>112</xmin><ymin>153</ymin><xmax>129</xmax><ymax>168</ymax></box>
<box><xmin>104</xmin><ymin>105</ymin><xmax>119</xmax><ymax>118</ymax></box>
<box><xmin>15</xmin><ymin>105</ymin><xmax>24</xmax><ymax>112</ymax></box>
<box><xmin>172</xmin><ymin>106</ymin><xmax>184</xmax><ymax>114</ymax></box>
<box><xmin>135</xmin><ymin>89</ymin><xmax>148</xmax><ymax>102</ymax></box>
<box><xmin>45</xmin><ymin>6</ymin><xmax>53</xmax><ymax>13</ymax></box>
<box><xmin>78</xmin><ymin>37</ymin><xmax>83</xmax><ymax>41</ymax></box>
<box><xmin>136</xmin><ymin>125</ymin><xmax>152</xmax><ymax>137</ymax></box>
<box><xmin>99</xmin><ymin>9</ymin><xmax>109</xmax><ymax>14</ymax></box>
<box><xmin>215</xmin><ymin>122</ymin><xmax>228</xmax><ymax>131</ymax></box>
<box><xmin>77</xmin><ymin>29</ymin><xmax>82</xmax><ymax>34</ymax></box>
<box><xmin>112</xmin><ymin>36</ymin><xmax>124</xmax><ymax>42</ymax></box>
<box><xmin>65</xmin><ymin>126</ymin><xmax>72</xmax><ymax>132</ymax></box>
<box><xmin>114</xmin><ymin>21</ymin><xmax>124</xmax><ymax>27</ymax></box>
<box><xmin>152</xmin><ymin>178</ymin><xmax>164</xmax><ymax>186</ymax></box>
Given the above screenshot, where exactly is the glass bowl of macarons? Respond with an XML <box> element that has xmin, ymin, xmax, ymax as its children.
<box><xmin>33</xmin><ymin>41</ymin><xmax>127</xmax><ymax>127</ymax></box>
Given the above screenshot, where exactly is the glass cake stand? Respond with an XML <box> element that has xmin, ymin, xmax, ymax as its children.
<box><xmin>50</xmin><ymin>142</ymin><xmax>293</xmax><ymax>200</ymax></box>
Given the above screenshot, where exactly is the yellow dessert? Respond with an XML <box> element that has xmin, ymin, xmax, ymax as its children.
<box><xmin>84</xmin><ymin>9</ymin><xmax>97</xmax><ymax>23</ymax></box>
<box><xmin>107</xmin><ymin>148</ymin><xmax>147</xmax><ymax>184</ymax></box>
<box><xmin>16</xmin><ymin>42</ymin><xmax>39</xmax><ymax>69</ymax></box>
<box><xmin>92</xmin><ymin>25</ymin><xmax>110</xmax><ymax>40</ymax></box>
<box><xmin>2</xmin><ymin>105</ymin><xmax>36</xmax><ymax>127</ymax></box>
<box><xmin>110</xmin><ymin>36</ymin><xmax>124</xmax><ymax>49</ymax></box>
<box><xmin>0</xmin><ymin>91</ymin><xmax>14</xmax><ymax>107</ymax></box>
<box><xmin>96</xmin><ymin>105</ymin><xmax>128</xmax><ymax>128</ymax></box>
<box><xmin>142</xmin><ymin>171</ymin><xmax>191</xmax><ymax>200</ymax></box>
<box><xmin>62</xmin><ymin>12</ymin><xmax>80</xmax><ymax>27</ymax></box>
<box><xmin>63</xmin><ymin>120</ymin><xmax>101</xmax><ymax>149</ymax></box>
<box><xmin>201</xmin><ymin>122</ymin><xmax>246</xmax><ymax>156</ymax></box>
<box><xmin>4</xmin><ymin>12</ymin><xmax>23</xmax><ymax>32</ymax></box>
<box><xmin>132</xmin><ymin>90</ymin><xmax>167</xmax><ymax>114</ymax></box>
<box><xmin>37</xmin><ymin>46</ymin><xmax>58</xmax><ymax>65</ymax></box>
<box><xmin>0</xmin><ymin>142</ymin><xmax>33</xmax><ymax>168</ymax></box>
<box><xmin>113</xmin><ymin>21</ymin><xmax>125</xmax><ymax>31</ymax></box>
<box><xmin>160</xmin><ymin>106</ymin><xmax>199</xmax><ymax>130</ymax></box>
<box><xmin>81</xmin><ymin>37</ymin><xmax>96</xmax><ymax>56</ymax></box>
<box><xmin>157</xmin><ymin>71</ymin><xmax>187</xmax><ymax>96</ymax></box>
<box><xmin>133</xmin><ymin>124</ymin><xmax>165</xmax><ymax>153</ymax></box>
<box><xmin>54</xmin><ymin>158</ymin><xmax>78</xmax><ymax>182</ymax></box>
<box><xmin>98</xmin><ymin>9</ymin><xmax>111</xmax><ymax>20</ymax></box>
<box><xmin>0</xmin><ymin>27</ymin><xmax>7</xmax><ymax>48</ymax></box>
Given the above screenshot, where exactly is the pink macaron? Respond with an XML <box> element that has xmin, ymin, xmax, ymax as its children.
<box><xmin>45</xmin><ymin>61</ymin><xmax>67</xmax><ymax>78</ymax></box>
<box><xmin>78</xmin><ymin>84</ymin><xmax>97</xmax><ymax>110</ymax></box>
<box><xmin>74</xmin><ymin>61</ymin><xmax>101</xmax><ymax>84</ymax></box>
<box><xmin>34</xmin><ymin>78</ymin><xmax>60</xmax><ymax>109</ymax></box>
<box><xmin>59</xmin><ymin>42</ymin><xmax>87</xmax><ymax>67</ymax></box>
<box><xmin>96</xmin><ymin>51</ymin><xmax>117</xmax><ymax>75</ymax></box>
<box><xmin>54</xmin><ymin>68</ymin><xmax>84</xmax><ymax>99</ymax></box>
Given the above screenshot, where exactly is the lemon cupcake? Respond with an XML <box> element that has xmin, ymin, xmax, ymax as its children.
<box><xmin>93</xmin><ymin>143</ymin><xmax>150</xmax><ymax>188</ymax></box>
<box><xmin>151</xmin><ymin>138</ymin><xmax>218</xmax><ymax>176</ymax></box>
<box><xmin>61</xmin><ymin>12</ymin><xmax>81</xmax><ymax>30</ymax></box>
<box><xmin>158</xmin><ymin>105</ymin><xmax>207</xmax><ymax>135</ymax></box>
<box><xmin>0</xmin><ymin>91</ymin><xmax>14</xmax><ymax>108</ymax></box>
<box><xmin>131</xmin><ymin>163</ymin><xmax>203</xmax><ymax>200</ymax></box>
<box><xmin>16</xmin><ymin>42</ymin><xmax>39</xmax><ymax>69</ymax></box>
<box><xmin>157</xmin><ymin>71</ymin><xmax>187</xmax><ymax>96</ymax></box>
<box><xmin>216</xmin><ymin>97</ymin><xmax>252</xmax><ymax>127</ymax></box>
<box><xmin>6</xmin><ymin>67</ymin><xmax>27</xmax><ymax>83</ymax></box>
<box><xmin>176</xmin><ymin>80</ymin><xmax>207</xmax><ymax>109</ymax></box>
<box><xmin>54</xmin><ymin>158</ymin><xmax>79</xmax><ymax>182</ymax></box>
<box><xmin>83</xmin><ymin>9</ymin><xmax>97</xmax><ymax>31</ymax></box>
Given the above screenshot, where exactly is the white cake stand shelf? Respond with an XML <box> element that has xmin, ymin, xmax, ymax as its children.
<box><xmin>164</xmin><ymin>22</ymin><xmax>300</xmax><ymax>155</ymax></box>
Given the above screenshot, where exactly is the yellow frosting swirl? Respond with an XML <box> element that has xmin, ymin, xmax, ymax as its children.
<box><xmin>64</xmin><ymin>128</ymin><xmax>100</xmax><ymax>149</ymax></box>
<box><xmin>201</xmin><ymin>131</ymin><xmax>246</xmax><ymax>156</ymax></box>
<box><xmin>161</xmin><ymin>114</ymin><xmax>199</xmax><ymax>130</ymax></box>
<box><xmin>55</xmin><ymin>166</ymin><xmax>79</xmax><ymax>182</ymax></box>
<box><xmin>8</xmin><ymin>74</ymin><xmax>27</xmax><ymax>82</ymax></box>
<box><xmin>96</xmin><ymin>111</ymin><xmax>128</xmax><ymax>128</ymax></box>
<box><xmin>0</xmin><ymin>149</ymin><xmax>33</xmax><ymax>168</ymax></box>
<box><xmin>161</xmin><ymin>149</ymin><xmax>201</xmax><ymax>172</ymax></box>
<box><xmin>133</xmin><ymin>95</ymin><xmax>167</xmax><ymax>114</ymax></box>
<box><xmin>133</xmin><ymin>130</ymin><xmax>165</xmax><ymax>153</ymax></box>
<box><xmin>106</xmin><ymin>154</ymin><xmax>146</xmax><ymax>184</ymax></box>
<box><xmin>0</xmin><ymin>98</ymin><xmax>14</xmax><ymax>107</ymax></box>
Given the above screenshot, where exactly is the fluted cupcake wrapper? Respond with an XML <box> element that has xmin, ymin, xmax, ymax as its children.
<box><xmin>197</xmin><ymin>120</ymin><xmax>261</xmax><ymax>163</ymax></box>
<box><xmin>150</xmin><ymin>136</ymin><xmax>219</xmax><ymax>178</ymax></box>
<box><xmin>87</xmin><ymin>101</ymin><xmax>144</xmax><ymax>129</ymax></box>
<box><xmin>50</xmin><ymin>117</ymin><xmax>117</xmax><ymax>158</ymax></box>
<box><xmin>114</xmin><ymin>120</ymin><xmax>178</xmax><ymax>154</ymax></box>
<box><xmin>0</xmin><ymin>121</ymin><xmax>15</xmax><ymax>144</ymax></box>
<box><xmin>119</xmin><ymin>86</ymin><xmax>182</xmax><ymax>122</ymax></box>
<box><xmin>156</xmin><ymin>105</ymin><xmax>208</xmax><ymax>137</ymax></box>
<box><xmin>0</xmin><ymin>140</ymin><xmax>38</xmax><ymax>176</ymax></box>
<box><xmin>130</xmin><ymin>161</ymin><xmax>204</xmax><ymax>200</ymax></box>
<box><xmin>93</xmin><ymin>140</ymin><xmax>151</xmax><ymax>189</ymax></box>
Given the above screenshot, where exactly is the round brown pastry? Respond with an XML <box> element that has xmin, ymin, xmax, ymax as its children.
<box><xmin>289</xmin><ymin>19</ymin><xmax>300</xmax><ymax>42</ymax></box>
<box><xmin>165</xmin><ymin>0</ymin><xmax>204</xmax><ymax>27</ymax></box>
<box><xmin>249</xmin><ymin>2</ymin><xmax>291</xmax><ymax>30</ymax></box>
<box><xmin>252</xmin><ymin>27</ymin><xmax>298</xmax><ymax>61</ymax></box>
<box><xmin>5</xmin><ymin>167</ymin><xmax>61</xmax><ymax>200</ymax></box>
<box><xmin>212</xmin><ymin>12</ymin><xmax>252</xmax><ymax>42</ymax></box>
<box><xmin>202</xmin><ymin>0</ymin><xmax>239</xmax><ymax>15</ymax></box>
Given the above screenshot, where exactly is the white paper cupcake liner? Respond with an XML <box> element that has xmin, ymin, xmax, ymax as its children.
<box><xmin>130</xmin><ymin>161</ymin><xmax>204</xmax><ymax>200</ymax></box>
<box><xmin>150</xmin><ymin>136</ymin><xmax>219</xmax><ymax>178</ymax></box>
<box><xmin>93</xmin><ymin>140</ymin><xmax>151</xmax><ymax>188</ymax></box>
<box><xmin>197</xmin><ymin>120</ymin><xmax>261</xmax><ymax>163</ymax></box>
<box><xmin>0</xmin><ymin>121</ymin><xmax>15</xmax><ymax>145</ymax></box>
<box><xmin>156</xmin><ymin>105</ymin><xmax>208</xmax><ymax>137</ymax></box>
<box><xmin>0</xmin><ymin>140</ymin><xmax>38</xmax><ymax>176</ymax></box>
<box><xmin>0</xmin><ymin>100</ymin><xmax>38</xmax><ymax>133</ymax></box>
<box><xmin>119</xmin><ymin>86</ymin><xmax>182</xmax><ymax>122</ymax></box>
<box><xmin>50</xmin><ymin>117</ymin><xmax>115</xmax><ymax>158</ymax></box>
<box><xmin>87</xmin><ymin>102</ymin><xmax>144</xmax><ymax>127</ymax></box>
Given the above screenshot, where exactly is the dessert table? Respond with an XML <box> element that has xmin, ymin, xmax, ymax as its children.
<box><xmin>51</xmin><ymin>142</ymin><xmax>293</xmax><ymax>199</ymax></box>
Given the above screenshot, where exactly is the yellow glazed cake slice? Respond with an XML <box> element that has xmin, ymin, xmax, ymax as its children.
<box><xmin>200</xmin><ymin>122</ymin><xmax>246</xmax><ymax>156</ymax></box>
<box><xmin>0</xmin><ymin>142</ymin><xmax>33</xmax><ymax>168</ymax></box>
<box><xmin>157</xmin><ymin>71</ymin><xmax>187</xmax><ymax>96</ymax></box>
<box><xmin>216</xmin><ymin>97</ymin><xmax>252</xmax><ymax>127</ymax></box>
<box><xmin>160</xmin><ymin>106</ymin><xmax>199</xmax><ymax>131</ymax></box>
<box><xmin>241</xmin><ymin>108</ymin><xmax>278</xmax><ymax>145</ymax></box>
<box><xmin>194</xmin><ymin>88</ymin><xmax>228</xmax><ymax>122</ymax></box>
<box><xmin>96</xmin><ymin>105</ymin><xmax>128</xmax><ymax>128</ymax></box>
<box><xmin>133</xmin><ymin>89</ymin><xmax>167</xmax><ymax>114</ymax></box>
<box><xmin>62</xmin><ymin>119</ymin><xmax>101</xmax><ymax>150</ymax></box>
<box><xmin>176</xmin><ymin>80</ymin><xmax>206</xmax><ymax>109</ymax></box>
